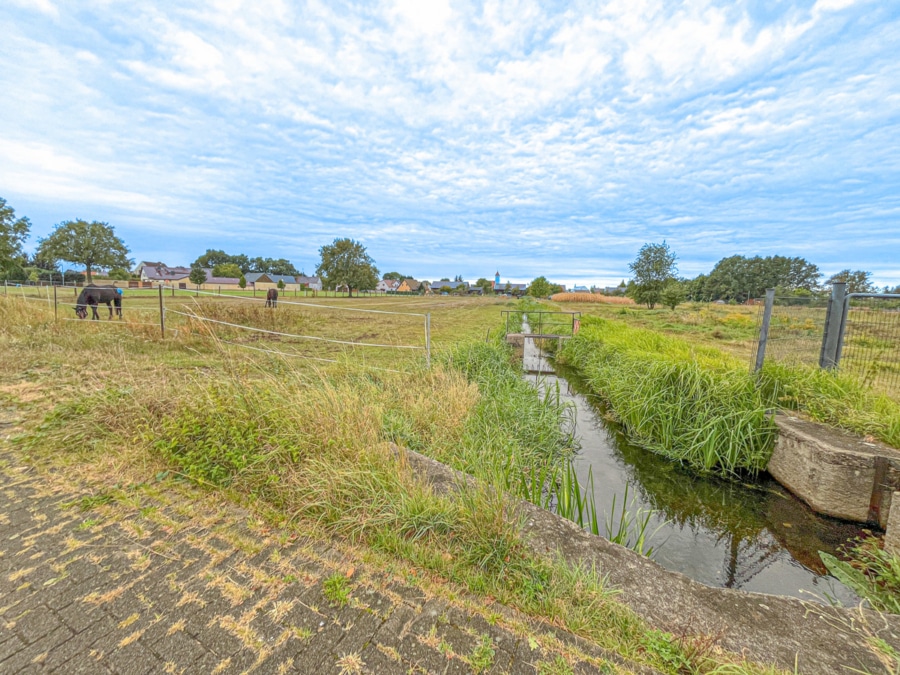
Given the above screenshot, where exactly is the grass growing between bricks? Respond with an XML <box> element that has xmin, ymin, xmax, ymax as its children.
<box><xmin>3</xmin><ymin>296</ymin><xmax>790</xmax><ymax>674</ymax></box>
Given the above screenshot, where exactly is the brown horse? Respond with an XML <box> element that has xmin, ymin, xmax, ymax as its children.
<box><xmin>75</xmin><ymin>285</ymin><xmax>123</xmax><ymax>320</ymax></box>
<box><xmin>265</xmin><ymin>288</ymin><xmax>278</xmax><ymax>308</ymax></box>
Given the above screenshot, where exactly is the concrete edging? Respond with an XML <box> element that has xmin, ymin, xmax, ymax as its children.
<box><xmin>400</xmin><ymin>448</ymin><xmax>900</xmax><ymax>674</ymax></box>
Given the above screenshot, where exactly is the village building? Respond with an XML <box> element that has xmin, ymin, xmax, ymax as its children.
<box><xmin>397</xmin><ymin>279</ymin><xmax>425</xmax><ymax>293</ymax></box>
<box><xmin>376</xmin><ymin>279</ymin><xmax>401</xmax><ymax>292</ymax></box>
<box><xmin>295</xmin><ymin>275</ymin><xmax>323</xmax><ymax>291</ymax></box>
<box><xmin>244</xmin><ymin>272</ymin><xmax>299</xmax><ymax>291</ymax></box>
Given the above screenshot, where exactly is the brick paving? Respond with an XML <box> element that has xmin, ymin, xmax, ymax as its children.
<box><xmin>0</xmin><ymin>448</ymin><xmax>652</xmax><ymax>674</ymax></box>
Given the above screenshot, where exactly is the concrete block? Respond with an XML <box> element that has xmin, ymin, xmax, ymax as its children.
<box><xmin>885</xmin><ymin>492</ymin><xmax>900</xmax><ymax>556</ymax></box>
<box><xmin>769</xmin><ymin>416</ymin><xmax>900</xmax><ymax>526</ymax></box>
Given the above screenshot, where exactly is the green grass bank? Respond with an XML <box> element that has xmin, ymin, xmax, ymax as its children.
<box><xmin>556</xmin><ymin>315</ymin><xmax>900</xmax><ymax>477</ymax></box>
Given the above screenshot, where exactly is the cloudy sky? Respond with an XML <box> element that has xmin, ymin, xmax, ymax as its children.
<box><xmin>1</xmin><ymin>0</ymin><xmax>898</xmax><ymax>287</ymax></box>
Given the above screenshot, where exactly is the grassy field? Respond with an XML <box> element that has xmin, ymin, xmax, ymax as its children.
<box><xmin>0</xmin><ymin>293</ymin><xmax>796</xmax><ymax>674</ymax></box>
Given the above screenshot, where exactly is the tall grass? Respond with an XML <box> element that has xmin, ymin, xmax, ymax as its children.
<box><xmin>757</xmin><ymin>362</ymin><xmax>900</xmax><ymax>449</ymax></box>
<box><xmin>820</xmin><ymin>537</ymin><xmax>900</xmax><ymax>614</ymax></box>
<box><xmin>557</xmin><ymin>317</ymin><xmax>776</xmax><ymax>476</ymax></box>
<box><xmin>552</xmin><ymin>293</ymin><xmax>635</xmax><ymax>305</ymax></box>
<box><xmin>9</xmin><ymin>297</ymin><xmax>792</xmax><ymax>673</ymax></box>
<box><xmin>20</xmin><ymin>358</ymin><xmax>707</xmax><ymax>673</ymax></box>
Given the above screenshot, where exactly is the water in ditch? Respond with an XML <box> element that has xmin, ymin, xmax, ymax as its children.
<box><xmin>522</xmin><ymin>341</ymin><xmax>866</xmax><ymax>604</ymax></box>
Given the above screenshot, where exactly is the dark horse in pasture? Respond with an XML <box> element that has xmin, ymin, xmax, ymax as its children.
<box><xmin>75</xmin><ymin>285</ymin><xmax>123</xmax><ymax>320</ymax></box>
<box><xmin>265</xmin><ymin>288</ymin><xmax>278</xmax><ymax>308</ymax></box>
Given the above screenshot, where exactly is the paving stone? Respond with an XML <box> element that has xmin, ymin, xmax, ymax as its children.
<box><xmin>105</xmin><ymin>638</ymin><xmax>162</xmax><ymax>675</ymax></box>
<box><xmin>0</xmin><ymin>634</ymin><xmax>28</xmax><ymax>667</ymax></box>
<box><xmin>0</xmin><ymin>447</ymin><xmax>661</xmax><ymax>675</ymax></box>
<box><xmin>146</xmin><ymin>630</ymin><xmax>210</xmax><ymax>666</ymax></box>
<box><xmin>55</xmin><ymin>602</ymin><xmax>113</xmax><ymax>636</ymax></box>
<box><xmin>42</xmin><ymin>627</ymin><xmax>107</xmax><ymax>671</ymax></box>
<box><xmin>14</xmin><ymin>604</ymin><xmax>62</xmax><ymax>644</ymax></box>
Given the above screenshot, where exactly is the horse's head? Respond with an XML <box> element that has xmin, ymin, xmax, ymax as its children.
<box><xmin>74</xmin><ymin>305</ymin><xmax>88</xmax><ymax>319</ymax></box>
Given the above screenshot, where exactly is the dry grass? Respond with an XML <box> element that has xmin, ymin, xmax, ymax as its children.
<box><xmin>551</xmin><ymin>292</ymin><xmax>635</xmax><ymax>305</ymax></box>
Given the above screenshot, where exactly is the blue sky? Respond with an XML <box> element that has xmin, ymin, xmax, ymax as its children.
<box><xmin>1</xmin><ymin>0</ymin><xmax>898</xmax><ymax>288</ymax></box>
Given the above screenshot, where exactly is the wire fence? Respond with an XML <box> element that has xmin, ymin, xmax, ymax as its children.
<box><xmin>752</xmin><ymin>291</ymin><xmax>900</xmax><ymax>398</ymax></box>
<box><xmin>750</xmin><ymin>295</ymin><xmax>829</xmax><ymax>368</ymax></box>
<box><xmin>840</xmin><ymin>296</ymin><xmax>900</xmax><ymax>395</ymax></box>
<box><xmin>4</xmin><ymin>283</ymin><xmax>432</xmax><ymax>372</ymax></box>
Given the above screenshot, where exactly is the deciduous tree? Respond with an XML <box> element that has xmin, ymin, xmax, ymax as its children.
<box><xmin>315</xmin><ymin>238</ymin><xmax>379</xmax><ymax>298</ymax></box>
<box><xmin>660</xmin><ymin>280</ymin><xmax>686</xmax><ymax>310</ymax></box>
<box><xmin>0</xmin><ymin>197</ymin><xmax>31</xmax><ymax>275</ymax></box>
<box><xmin>189</xmin><ymin>266</ymin><xmax>208</xmax><ymax>288</ymax></box>
<box><xmin>213</xmin><ymin>262</ymin><xmax>242</xmax><ymax>279</ymax></box>
<box><xmin>36</xmin><ymin>219</ymin><xmax>131</xmax><ymax>283</ymax></box>
<box><xmin>528</xmin><ymin>276</ymin><xmax>553</xmax><ymax>298</ymax></box>
<box><xmin>627</xmin><ymin>241</ymin><xmax>677</xmax><ymax>309</ymax></box>
<box><xmin>825</xmin><ymin>269</ymin><xmax>875</xmax><ymax>294</ymax></box>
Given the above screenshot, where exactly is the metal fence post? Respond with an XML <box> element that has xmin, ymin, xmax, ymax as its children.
<box><xmin>53</xmin><ymin>285</ymin><xmax>58</xmax><ymax>321</ymax></box>
<box><xmin>819</xmin><ymin>282</ymin><xmax>847</xmax><ymax>369</ymax></box>
<box><xmin>753</xmin><ymin>289</ymin><xmax>776</xmax><ymax>372</ymax></box>
<box><xmin>425</xmin><ymin>313</ymin><xmax>431</xmax><ymax>368</ymax></box>
<box><xmin>158</xmin><ymin>285</ymin><xmax>166</xmax><ymax>338</ymax></box>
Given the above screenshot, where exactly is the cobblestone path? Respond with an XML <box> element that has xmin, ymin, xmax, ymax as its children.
<box><xmin>0</xmin><ymin>449</ymin><xmax>647</xmax><ymax>674</ymax></box>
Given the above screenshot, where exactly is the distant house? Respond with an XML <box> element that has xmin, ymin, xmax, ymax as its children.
<box><xmin>431</xmin><ymin>280</ymin><xmax>468</xmax><ymax>292</ymax></box>
<box><xmin>571</xmin><ymin>285</ymin><xmax>590</xmax><ymax>293</ymax></box>
<box><xmin>133</xmin><ymin>261</ymin><xmax>165</xmax><ymax>277</ymax></box>
<box><xmin>295</xmin><ymin>275</ymin><xmax>322</xmax><ymax>291</ymax></box>
<box><xmin>139</xmin><ymin>264</ymin><xmax>192</xmax><ymax>283</ymax></box>
<box><xmin>376</xmin><ymin>279</ymin><xmax>401</xmax><ymax>292</ymax></box>
<box><xmin>137</xmin><ymin>263</ymin><xmax>238</xmax><ymax>289</ymax></box>
<box><xmin>398</xmin><ymin>279</ymin><xmax>424</xmax><ymax>293</ymax></box>
<box><xmin>244</xmin><ymin>272</ymin><xmax>298</xmax><ymax>290</ymax></box>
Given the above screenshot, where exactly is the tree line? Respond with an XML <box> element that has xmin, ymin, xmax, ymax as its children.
<box><xmin>625</xmin><ymin>242</ymin><xmax>899</xmax><ymax>309</ymax></box>
<box><xmin>0</xmin><ymin>196</ymin><xmax>313</xmax><ymax>285</ymax></box>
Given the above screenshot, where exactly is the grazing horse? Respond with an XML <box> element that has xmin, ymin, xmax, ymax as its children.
<box><xmin>75</xmin><ymin>285</ymin><xmax>123</xmax><ymax>320</ymax></box>
<box><xmin>265</xmin><ymin>288</ymin><xmax>278</xmax><ymax>308</ymax></box>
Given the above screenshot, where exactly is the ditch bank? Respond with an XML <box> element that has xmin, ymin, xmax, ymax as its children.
<box><xmin>402</xmin><ymin>448</ymin><xmax>900</xmax><ymax>674</ymax></box>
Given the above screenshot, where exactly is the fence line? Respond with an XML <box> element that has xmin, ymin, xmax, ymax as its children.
<box><xmin>218</xmin><ymin>339</ymin><xmax>410</xmax><ymax>374</ymax></box>
<box><xmin>4</xmin><ymin>289</ymin><xmax>428</xmax><ymax>369</ymax></box>
<box><xmin>169</xmin><ymin>286</ymin><xmax>427</xmax><ymax>317</ymax></box>
<box><xmin>166</xmin><ymin>310</ymin><xmax>425</xmax><ymax>350</ymax></box>
<box><xmin>60</xmin><ymin>318</ymin><xmax>168</xmax><ymax>329</ymax></box>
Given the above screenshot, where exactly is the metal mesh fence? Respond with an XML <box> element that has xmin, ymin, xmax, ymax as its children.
<box><xmin>840</xmin><ymin>296</ymin><xmax>900</xmax><ymax>397</ymax></box>
<box><xmin>750</xmin><ymin>295</ymin><xmax>829</xmax><ymax>369</ymax></box>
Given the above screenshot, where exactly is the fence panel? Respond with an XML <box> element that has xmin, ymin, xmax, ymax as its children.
<box><xmin>750</xmin><ymin>295</ymin><xmax>829</xmax><ymax>369</ymax></box>
<box><xmin>840</xmin><ymin>296</ymin><xmax>900</xmax><ymax>396</ymax></box>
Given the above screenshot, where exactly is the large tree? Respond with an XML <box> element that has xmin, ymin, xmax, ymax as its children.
<box><xmin>315</xmin><ymin>238</ymin><xmax>379</xmax><ymax>297</ymax></box>
<box><xmin>825</xmin><ymin>269</ymin><xmax>875</xmax><ymax>294</ymax></box>
<box><xmin>37</xmin><ymin>220</ymin><xmax>131</xmax><ymax>283</ymax></box>
<box><xmin>700</xmin><ymin>255</ymin><xmax>821</xmax><ymax>302</ymax></box>
<box><xmin>528</xmin><ymin>276</ymin><xmax>553</xmax><ymax>298</ymax></box>
<box><xmin>212</xmin><ymin>262</ymin><xmax>243</xmax><ymax>279</ymax></box>
<box><xmin>382</xmin><ymin>271</ymin><xmax>408</xmax><ymax>281</ymax></box>
<box><xmin>249</xmin><ymin>256</ymin><xmax>299</xmax><ymax>276</ymax></box>
<box><xmin>193</xmin><ymin>249</ymin><xmax>251</xmax><ymax>273</ymax></box>
<box><xmin>0</xmin><ymin>197</ymin><xmax>30</xmax><ymax>274</ymax></box>
<box><xmin>627</xmin><ymin>241</ymin><xmax>677</xmax><ymax>309</ymax></box>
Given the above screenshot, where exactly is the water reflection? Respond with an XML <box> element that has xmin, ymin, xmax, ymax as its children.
<box><xmin>532</xmin><ymin>366</ymin><xmax>866</xmax><ymax>605</ymax></box>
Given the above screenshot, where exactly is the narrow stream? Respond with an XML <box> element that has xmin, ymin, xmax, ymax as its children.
<box><xmin>520</xmin><ymin>328</ymin><xmax>865</xmax><ymax>604</ymax></box>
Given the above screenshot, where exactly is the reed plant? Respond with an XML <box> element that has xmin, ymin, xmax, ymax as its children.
<box><xmin>820</xmin><ymin>536</ymin><xmax>900</xmax><ymax>614</ymax></box>
<box><xmin>551</xmin><ymin>292</ymin><xmax>635</xmax><ymax>305</ymax></box>
<box><xmin>558</xmin><ymin>317</ymin><xmax>776</xmax><ymax>476</ymax></box>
